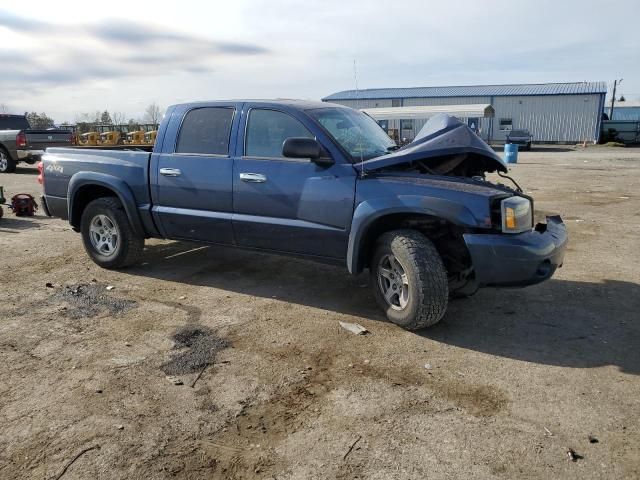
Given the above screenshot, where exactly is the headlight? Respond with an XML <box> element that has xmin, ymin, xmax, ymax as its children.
<box><xmin>501</xmin><ymin>196</ymin><xmax>532</xmax><ymax>233</ymax></box>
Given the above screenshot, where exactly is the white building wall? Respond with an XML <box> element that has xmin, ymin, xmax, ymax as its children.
<box><xmin>491</xmin><ymin>94</ymin><xmax>601</xmax><ymax>142</ymax></box>
<box><xmin>327</xmin><ymin>93</ymin><xmax>603</xmax><ymax>143</ymax></box>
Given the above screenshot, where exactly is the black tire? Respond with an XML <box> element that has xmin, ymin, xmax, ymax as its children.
<box><xmin>370</xmin><ymin>229</ymin><xmax>448</xmax><ymax>330</ymax></box>
<box><xmin>80</xmin><ymin>197</ymin><xmax>144</xmax><ymax>269</ymax></box>
<box><xmin>0</xmin><ymin>148</ymin><xmax>17</xmax><ymax>173</ymax></box>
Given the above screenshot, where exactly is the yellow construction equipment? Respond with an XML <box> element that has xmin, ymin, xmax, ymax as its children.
<box><xmin>125</xmin><ymin>130</ymin><xmax>145</xmax><ymax>145</ymax></box>
<box><xmin>144</xmin><ymin>130</ymin><xmax>157</xmax><ymax>145</ymax></box>
<box><xmin>78</xmin><ymin>132</ymin><xmax>99</xmax><ymax>146</ymax></box>
<box><xmin>99</xmin><ymin>131</ymin><xmax>121</xmax><ymax>146</ymax></box>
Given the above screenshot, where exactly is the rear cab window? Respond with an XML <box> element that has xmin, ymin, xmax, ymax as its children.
<box><xmin>0</xmin><ymin>115</ymin><xmax>30</xmax><ymax>131</ymax></box>
<box><xmin>175</xmin><ymin>107</ymin><xmax>235</xmax><ymax>155</ymax></box>
<box><xmin>244</xmin><ymin>109</ymin><xmax>313</xmax><ymax>158</ymax></box>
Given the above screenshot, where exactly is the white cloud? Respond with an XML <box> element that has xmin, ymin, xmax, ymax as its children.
<box><xmin>1</xmin><ymin>0</ymin><xmax>638</xmax><ymax>121</ymax></box>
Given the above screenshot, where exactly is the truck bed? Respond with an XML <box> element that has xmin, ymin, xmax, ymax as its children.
<box><xmin>42</xmin><ymin>147</ymin><xmax>152</xmax><ymax>219</ymax></box>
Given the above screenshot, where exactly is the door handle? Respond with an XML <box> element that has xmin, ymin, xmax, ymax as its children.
<box><xmin>239</xmin><ymin>173</ymin><xmax>267</xmax><ymax>183</ymax></box>
<box><xmin>160</xmin><ymin>168</ymin><xmax>182</xmax><ymax>177</ymax></box>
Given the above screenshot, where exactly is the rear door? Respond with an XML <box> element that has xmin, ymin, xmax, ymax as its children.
<box><xmin>232</xmin><ymin>106</ymin><xmax>356</xmax><ymax>259</ymax></box>
<box><xmin>151</xmin><ymin>104</ymin><xmax>239</xmax><ymax>243</ymax></box>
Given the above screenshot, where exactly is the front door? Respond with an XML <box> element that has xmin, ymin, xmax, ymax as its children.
<box><xmin>151</xmin><ymin>105</ymin><xmax>237</xmax><ymax>243</ymax></box>
<box><xmin>232</xmin><ymin>107</ymin><xmax>356</xmax><ymax>259</ymax></box>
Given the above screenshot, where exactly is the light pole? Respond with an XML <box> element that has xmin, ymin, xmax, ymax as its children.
<box><xmin>609</xmin><ymin>78</ymin><xmax>623</xmax><ymax>119</ymax></box>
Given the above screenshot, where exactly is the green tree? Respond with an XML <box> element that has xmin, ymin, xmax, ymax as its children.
<box><xmin>100</xmin><ymin>110</ymin><xmax>113</xmax><ymax>124</ymax></box>
<box><xmin>26</xmin><ymin>112</ymin><xmax>55</xmax><ymax>129</ymax></box>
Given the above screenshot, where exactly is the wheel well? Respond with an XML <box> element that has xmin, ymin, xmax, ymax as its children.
<box><xmin>359</xmin><ymin>213</ymin><xmax>473</xmax><ymax>282</ymax></box>
<box><xmin>71</xmin><ymin>185</ymin><xmax>118</xmax><ymax>229</ymax></box>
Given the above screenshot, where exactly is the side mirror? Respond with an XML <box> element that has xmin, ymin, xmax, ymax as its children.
<box><xmin>282</xmin><ymin>137</ymin><xmax>321</xmax><ymax>159</ymax></box>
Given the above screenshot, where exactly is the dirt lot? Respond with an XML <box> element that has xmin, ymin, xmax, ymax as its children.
<box><xmin>1</xmin><ymin>147</ymin><xmax>639</xmax><ymax>479</ymax></box>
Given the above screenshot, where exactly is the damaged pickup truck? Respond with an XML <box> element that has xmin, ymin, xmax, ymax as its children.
<box><xmin>39</xmin><ymin>100</ymin><xmax>567</xmax><ymax>330</ymax></box>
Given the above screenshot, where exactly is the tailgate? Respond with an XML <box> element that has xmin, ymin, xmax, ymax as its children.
<box><xmin>25</xmin><ymin>130</ymin><xmax>73</xmax><ymax>149</ymax></box>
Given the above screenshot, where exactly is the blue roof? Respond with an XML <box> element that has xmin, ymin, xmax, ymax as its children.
<box><xmin>323</xmin><ymin>82</ymin><xmax>607</xmax><ymax>101</ymax></box>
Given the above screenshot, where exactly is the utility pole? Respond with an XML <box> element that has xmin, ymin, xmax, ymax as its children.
<box><xmin>609</xmin><ymin>78</ymin><xmax>623</xmax><ymax>119</ymax></box>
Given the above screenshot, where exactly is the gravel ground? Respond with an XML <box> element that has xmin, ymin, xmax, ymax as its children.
<box><xmin>0</xmin><ymin>147</ymin><xmax>639</xmax><ymax>479</ymax></box>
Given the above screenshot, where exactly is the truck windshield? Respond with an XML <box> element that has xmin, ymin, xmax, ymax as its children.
<box><xmin>0</xmin><ymin>115</ymin><xmax>30</xmax><ymax>131</ymax></box>
<box><xmin>510</xmin><ymin>130</ymin><xmax>528</xmax><ymax>136</ymax></box>
<box><xmin>308</xmin><ymin>107</ymin><xmax>396</xmax><ymax>162</ymax></box>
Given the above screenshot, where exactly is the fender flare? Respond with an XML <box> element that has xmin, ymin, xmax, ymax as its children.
<box><xmin>68</xmin><ymin>172</ymin><xmax>145</xmax><ymax>237</ymax></box>
<box><xmin>346</xmin><ymin>195</ymin><xmax>480</xmax><ymax>274</ymax></box>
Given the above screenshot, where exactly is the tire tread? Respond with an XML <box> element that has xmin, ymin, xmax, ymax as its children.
<box><xmin>374</xmin><ymin>229</ymin><xmax>449</xmax><ymax>330</ymax></box>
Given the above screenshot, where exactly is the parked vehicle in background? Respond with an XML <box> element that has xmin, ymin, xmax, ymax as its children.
<box><xmin>39</xmin><ymin>101</ymin><xmax>567</xmax><ymax>330</ymax></box>
<box><xmin>506</xmin><ymin>129</ymin><xmax>533</xmax><ymax>150</ymax></box>
<box><xmin>0</xmin><ymin>114</ymin><xmax>73</xmax><ymax>173</ymax></box>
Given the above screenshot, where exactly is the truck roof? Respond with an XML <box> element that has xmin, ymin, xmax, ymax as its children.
<box><xmin>168</xmin><ymin>99</ymin><xmax>345</xmax><ymax>111</ymax></box>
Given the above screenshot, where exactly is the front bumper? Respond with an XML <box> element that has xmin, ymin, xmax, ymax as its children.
<box><xmin>17</xmin><ymin>149</ymin><xmax>45</xmax><ymax>160</ymax></box>
<box><xmin>463</xmin><ymin>215</ymin><xmax>567</xmax><ymax>287</ymax></box>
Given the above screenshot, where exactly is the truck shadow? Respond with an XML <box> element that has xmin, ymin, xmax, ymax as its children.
<box><xmin>0</xmin><ymin>215</ymin><xmax>43</xmax><ymax>231</ymax></box>
<box><xmin>14</xmin><ymin>166</ymin><xmax>39</xmax><ymax>175</ymax></box>
<box><xmin>128</xmin><ymin>241</ymin><xmax>640</xmax><ymax>375</ymax></box>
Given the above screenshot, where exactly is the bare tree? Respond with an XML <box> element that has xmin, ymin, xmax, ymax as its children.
<box><xmin>143</xmin><ymin>103</ymin><xmax>162</xmax><ymax>125</ymax></box>
<box><xmin>0</xmin><ymin>103</ymin><xmax>8</xmax><ymax>113</ymax></box>
<box><xmin>111</xmin><ymin>111</ymin><xmax>126</xmax><ymax>126</ymax></box>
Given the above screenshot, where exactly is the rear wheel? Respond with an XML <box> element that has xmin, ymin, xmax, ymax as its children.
<box><xmin>0</xmin><ymin>149</ymin><xmax>16</xmax><ymax>173</ymax></box>
<box><xmin>371</xmin><ymin>229</ymin><xmax>448</xmax><ymax>330</ymax></box>
<box><xmin>80</xmin><ymin>197</ymin><xmax>144</xmax><ymax>268</ymax></box>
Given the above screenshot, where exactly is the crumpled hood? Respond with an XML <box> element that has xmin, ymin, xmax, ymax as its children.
<box><xmin>355</xmin><ymin>114</ymin><xmax>507</xmax><ymax>174</ymax></box>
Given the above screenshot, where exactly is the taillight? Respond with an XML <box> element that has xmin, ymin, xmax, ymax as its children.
<box><xmin>16</xmin><ymin>131</ymin><xmax>27</xmax><ymax>147</ymax></box>
<box><xmin>37</xmin><ymin>161</ymin><xmax>44</xmax><ymax>185</ymax></box>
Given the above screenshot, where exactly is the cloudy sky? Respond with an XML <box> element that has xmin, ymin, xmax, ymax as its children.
<box><xmin>1</xmin><ymin>0</ymin><xmax>638</xmax><ymax>122</ymax></box>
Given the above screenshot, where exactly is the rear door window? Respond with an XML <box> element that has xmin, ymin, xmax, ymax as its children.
<box><xmin>245</xmin><ymin>109</ymin><xmax>313</xmax><ymax>158</ymax></box>
<box><xmin>176</xmin><ymin>107</ymin><xmax>234</xmax><ymax>155</ymax></box>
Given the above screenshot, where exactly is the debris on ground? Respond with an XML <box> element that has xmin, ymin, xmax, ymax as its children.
<box><xmin>51</xmin><ymin>445</ymin><xmax>100</xmax><ymax>480</ymax></box>
<box><xmin>178</xmin><ymin>295</ymin><xmax>186</xmax><ymax>300</ymax></box>
<box><xmin>544</xmin><ymin>427</ymin><xmax>553</xmax><ymax>437</ymax></box>
<box><xmin>566</xmin><ymin>448</ymin><xmax>583</xmax><ymax>462</ymax></box>
<box><xmin>424</xmin><ymin>363</ymin><xmax>433</xmax><ymax>370</ymax></box>
<box><xmin>166</xmin><ymin>376</ymin><xmax>184</xmax><ymax>386</ymax></box>
<box><xmin>343</xmin><ymin>435</ymin><xmax>362</xmax><ymax>460</ymax></box>
<box><xmin>52</xmin><ymin>284</ymin><xmax>137</xmax><ymax>319</ymax></box>
<box><xmin>115</xmin><ymin>424</ymin><xmax>124</xmax><ymax>430</ymax></box>
<box><xmin>160</xmin><ymin>326</ymin><xmax>229</xmax><ymax>376</ymax></box>
<box><xmin>588</xmin><ymin>435</ymin><xmax>599</xmax><ymax>444</ymax></box>
<box><xmin>339</xmin><ymin>321</ymin><xmax>369</xmax><ymax>335</ymax></box>
<box><xmin>45</xmin><ymin>282</ymin><xmax>54</xmax><ymax>288</ymax></box>
<box><xmin>106</xmin><ymin>285</ymin><xmax>115</xmax><ymax>291</ymax></box>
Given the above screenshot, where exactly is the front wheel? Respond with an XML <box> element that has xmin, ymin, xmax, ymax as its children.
<box><xmin>80</xmin><ymin>197</ymin><xmax>144</xmax><ymax>269</ymax></box>
<box><xmin>370</xmin><ymin>229</ymin><xmax>448</xmax><ymax>330</ymax></box>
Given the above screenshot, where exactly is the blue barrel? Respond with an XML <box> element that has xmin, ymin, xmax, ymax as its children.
<box><xmin>504</xmin><ymin>143</ymin><xmax>518</xmax><ymax>164</ymax></box>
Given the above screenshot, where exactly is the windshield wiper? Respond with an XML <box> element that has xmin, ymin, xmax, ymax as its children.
<box><xmin>386</xmin><ymin>145</ymin><xmax>401</xmax><ymax>152</ymax></box>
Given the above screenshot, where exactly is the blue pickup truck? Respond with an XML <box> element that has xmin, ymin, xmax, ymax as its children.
<box><xmin>39</xmin><ymin>100</ymin><xmax>567</xmax><ymax>330</ymax></box>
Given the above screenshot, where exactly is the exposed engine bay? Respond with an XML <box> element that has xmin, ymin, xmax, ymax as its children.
<box><xmin>358</xmin><ymin>114</ymin><xmax>522</xmax><ymax>191</ymax></box>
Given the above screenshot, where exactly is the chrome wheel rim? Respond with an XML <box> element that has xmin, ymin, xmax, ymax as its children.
<box><xmin>89</xmin><ymin>214</ymin><xmax>119</xmax><ymax>257</ymax></box>
<box><xmin>377</xmin><ymin>254</ymin><xmax>410</xmax><ymax>310</ymax></box>
<box><xmin>0</xmin><ymin>152</ymin><xmax>7</xmax><ymax>172</ymax></box>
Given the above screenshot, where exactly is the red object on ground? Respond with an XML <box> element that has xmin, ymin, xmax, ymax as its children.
<box><xmin>10</xmin><ymin>194</ymin><xmax>38</xmax><ymax>216</ymax></box>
